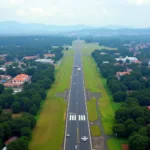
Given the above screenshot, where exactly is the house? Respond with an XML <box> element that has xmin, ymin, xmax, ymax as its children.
<box><xmin>12</xmin><ymin>74</ymin><xmax>30</xmax><ymax>84</ymax></box>
<box><xmin>5</xmin><ymin>137</ymin><xmax>18</xmax><ymax>146</ymax></box>
<box><xmin>44</xmin><ymin>54</ymin><xmax>55</xmax><ymax>58</ymax></box>
<box><xmin>0</xmin><ymin>54</ymin><xmax>7</xmax><ymax>60</ymax></box>
<box><xmin>100</xmin><ymin>52</ymin><xmax>106</xmax><ymax>55</ymax></box>
<box><xmin>115</xmin><ymin>56</ymin><xmax>138</xmax><ymax>63</ymax></box>
<box><xmin>0</xmin><ymin>67</ymin><xmax>6</xmax><ymax>71</ymax></box>
<box><xmin>116</xmin><ymin>71</ymin><xmax>130</xmax><ymax>80</ymax></box>
<box><xmin>0</xmin><ymin>75</ymin><xmax>11</xmax><ymax>80</ymax></box>
<box><xmin>23</xmin><ymin>56</ymin><xmax>38</xmax><ymax>60</ymax></box>
<box><xmin>132</xmin><ymin>60</ymin><xmax>141</xmax><ymax>64</ymax></box>
<box><xmin>4</xmin><ymin>82</ymin><xmax>22</xmax><ymax>88</ymax></box>
<box><xmin>35</xmin><ymin>59</ymin><xmax>54</xmax><ymax>64</ymax></box>
<box><xmin>103</xmin><ymin>61</ymin><xmax>110</xmax><ymax>64</ymax></box>
<box><xmin>5</xmin><ymin>62</ymin><xmax>13</xmax><ymax>66</ymax></box>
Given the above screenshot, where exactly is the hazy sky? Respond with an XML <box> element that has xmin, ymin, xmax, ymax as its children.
<box><xmin>0</xmin><ymin>0</ymin><xmax>150</xmax><ymax>27</ymax></box>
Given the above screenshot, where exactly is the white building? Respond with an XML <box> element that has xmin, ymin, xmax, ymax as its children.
<box><xmin>103</xmin><ymin>61</ymin><xmax>110</xmax><ymax>64</ymax></box>
<box><xmin>35</xmin><ymin>59</ymin><xmax>54</xmax><ymax>64</ymax></box>
<box><xmin>115</xmin><ymin>56</ymin><xmax>138</xmax><ymax>63</ymax></box>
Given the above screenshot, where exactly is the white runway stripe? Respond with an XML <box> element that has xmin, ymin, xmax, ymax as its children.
<box><xmin>78</xmin><ymin>115</ymin><xmax>86</xmax><ymax>121</ymax></box>
<box><xmin>79</xmin><ymin>115</ymin><xmax>81</xmax><ymax>120</ymax></box>
<box><xmin>69</xmin><ymin>115</ymin><xmax>76</xmax><ymax>121</ymax></box>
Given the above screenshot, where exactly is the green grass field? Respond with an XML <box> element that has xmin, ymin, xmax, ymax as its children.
<box><xmin>82</xmin><ymin>42</ymin><xmax>117</xmax><ymax>55</ymax></box>
<box><xmin>91</xmin><ymin>125</ymin><xmax>102</xmax><ymax>136</ymax></box>
<box><xmin>29</xmin><ymin>51</ymin><xmax>74</xmax><ymax>150</ymax></box>
<box><xmin>82</xmin><ymin>54</ymin><xmax>126</xmax><ymax>150</ymax></box>
<box><xmin>87</xmin><ymin>97</ymin><xmax>98</xmax><ymax>121</ymax></box>
<box><xmin>82</xmin><ymin>56</ymin><xmax>120</xmax><ymax>135</ymax></box>
<box><xmin>107</xmin><ymin>138</ymin><xmax>128</xmax><ymax>150</ymax></box>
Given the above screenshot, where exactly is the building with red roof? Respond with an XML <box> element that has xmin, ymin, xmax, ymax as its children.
<box><xmin>12</xmin><ymin>74</ymin><xmax>30</xmax><ymax>84</ymax></box>
<box><xmin>148</xmin><ymin>106</ymin><xmax>150</xmax><ymax>110</ymax></box>
<box><xmin>44</xmin><ymin>54</ymin><xmax>55</xmax><ymax>58</ymax></box>
<box><xmin>23</xmin><ymin>56</ymin><xmax>38</xmax><ymax>60</ymax></box>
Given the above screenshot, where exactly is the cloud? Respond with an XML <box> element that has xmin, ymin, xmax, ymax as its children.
<box><xmin>126</xmin><ymin>0</ymin><xmax>150</xmax><ymax>5</ymax></box>
<box><xmin>9</xmin><ymin>0</ymin><xmax>24</xmax><ymax>5</ymax></box>
<box><xmin>29</xmin><ymin>8</ymin><xmax>52</xmax><ymax>16</ymax></box>
<box><xmin>16</xmin><ymin>6</ymin><xmax>61</xmax><ymax>18</ymax></box>
<box><xmin>16</xmin><ymin>10</ymin><xmax>27</xmax><ymax>16</ymax></box>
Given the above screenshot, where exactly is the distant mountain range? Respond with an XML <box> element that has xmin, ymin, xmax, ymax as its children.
<box><xmin>0</xmin><ymin>21</ymin><xmax>150</xmax><ymax>36</ymax></box>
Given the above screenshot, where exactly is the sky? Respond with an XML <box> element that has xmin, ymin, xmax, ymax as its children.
<box><xmin>0</xmin><ymin>0</ymin><xmax>150</xmax><ymax>27</ymax></box>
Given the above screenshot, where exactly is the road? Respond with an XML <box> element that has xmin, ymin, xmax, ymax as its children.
<box><xmin>64</xmin><ymin>40</ymin><xmax>92</xmax><ymax>150</ymax></box>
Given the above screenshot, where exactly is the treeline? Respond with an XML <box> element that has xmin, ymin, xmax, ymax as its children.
<box><xmin>0</xmin><ymin>36</ymin><xmax>73</xmax><ymax>60</ymax></box>
<box><xmin>0</xmin><ymin>63</ymin><xmax>55</xmax><ymax>149</ymax></box>
<box><xmin>84</xmin><ymin>35</ymin><xmax>150</xmax><ymax>48</ymax></box>
<box><xmin>92</xmin><ymin>49</ymin><xmax>150</xmax><ymax>150</ymax></box>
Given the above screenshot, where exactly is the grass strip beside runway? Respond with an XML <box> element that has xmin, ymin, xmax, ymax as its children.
<box><xmin>91</xmin><ymin>125</ymin><xmax>102</xmax><ymax>136</ymax></box>
<box><xmin>29</xmin><ymin>52</ymin><xmax>74</xmax><ymax>150</ymax></box>
<box><xmin>82</xmin><ymin>56</ymin><xmax>120</xmax><ymax>135</ymax></box>
<box><xmin>87</xmin><ymin>97</ymin><xmax>98</xmax><ymax>121</ymax></box>
<box><xmin>107</xmin><ymin>138</ymin><xmax>128</xmax><ymax>150</ymax></box>
<box><xmin>82</xmin><ymin>42</ymin><xmax>117</xmax><ymax>55</ymax></box>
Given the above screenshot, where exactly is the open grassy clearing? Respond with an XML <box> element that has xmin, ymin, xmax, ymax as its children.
<box><xmin>91</xmin><ymin>125</ymin><xmax>102</xmax><ymax>136</ymax></box>
<box><xmin>87</xmin><ymin>97</ymin><xmax>98</xmax><ymax>121</ymax></box>
<box><xmin>29</xmin><ymin>51</ymin><xmax>74</xmax><ymax>150</ymax></box>
<box><xmin>82</xmin><ymin>42</ymin><xmax>117</xmax><ymax>55</ymax></box>
<box><xmin>107</xmin><ymin>138</ymin><xmax>128</xmax><ymax>150</ymax></box>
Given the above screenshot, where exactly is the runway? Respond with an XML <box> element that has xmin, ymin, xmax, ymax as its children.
<box><xmin>64</xmin><ymin>40</ymin><xmax>92</xmax><ymax>150</ymax></box>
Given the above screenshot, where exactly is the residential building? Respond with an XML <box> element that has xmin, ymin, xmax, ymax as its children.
<box><xmin>44</xmin><ymin>54</ymin><xmax>55</xmax><ymax>58</ymax></box>
<box><xmin>12</xmin><ymin>74</ymin><xmax>30</xmax><ymax>84</ymax></box>
<box><xmin>35</xmin><ymin>59</ymin><xmax>54</xmax><ymax>64</ymax></box>
<box><xmin>23</xmin><ymin>56</ymin><xmax>38</xmax><ymax>60</ymax></box>
<box><xmin>103</xmin><ymin>61</ymin><xmax>110</xmax><ymax>64</ymax></box>
<box><xmin>116</xmin><ymin>71</ymin><xmax>130</xmax><ymax>77</ymax></box>
<box><xmin>116</xmin><ymin>71</ymin><xmax>130</xmax><ymax>80</ymax></box>
<box><xmin>5</xmin><ymin>62</ymin><xmax>13</xmax><ymax>66</ymax></box>
<box><xmin>115</xmin><ymin>56</ymin><xmax>138</xmax><ymax>63</ymax></box>
<box><xmin>100</xmin><ymin>52</ymin><xmax>106</xmax><ymax>55</ymax></box>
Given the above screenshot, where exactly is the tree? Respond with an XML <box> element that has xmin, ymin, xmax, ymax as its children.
<box><xmin>7</xmin><ymin>139</ymin><xmax>21</xmax><ymax>150</ymax></box>
<box><xmin>0</xmin><ymin>140</ymin><xmax>3</xmax><ymax>149</ymax></box>
<box><xmin>136</xmin><ymin>117</ymin><xmax>145</xmax><ymax>127</ymax></box>
<box><xmin>115</xmin><ymin>108</ymin><xmax>130</xmax><ymax>123</ymax></box>
<box><xmin>0</xmin><ymin>84</ymin><xmax>4</xmax><ymax>94</ymax></box>
<box><xmin>113</xmin><ymin>124</ymin><xmax>126</xmax><ymax>137</ymax></box>
<box><xmin>129</xmin><ymin>134</ymin><xmax>148</xmax><ymax>150</ymax></box>
<box><xmin>129</xmin><ymin>81</ymin><xmax>141</xmax><ymax>90</ymax></box>
<box><xmin>124</xmin><ymin>119</ymin><xmax>137</xmax><ymax>136</ymax></box>
<box><xmin>126</xmin><ymin>59</ymin><xmax>130</xmax><ymax>63</ymax></box>
<box><xmin>11</xmin><ymin>102</ymin><xmax>21</xmax><ymax>113</ymax></box>
<box><xmin>29</xmin><ymin>105</ymin><xmax>37</xmax><ymax>116</ymax></box>
<box><xmin>113</xmin><ymin>91</ymin><xmax>127</xmax><ymax>102</ymax></box>
<box><xmin>21</xmin><ymin>127</ymin><xmax>31</xmax><ymax>138</ymax></box>
<box><xmin>0</xmin><ymin>124</ymin><xmax>4</xmax><ymax>139</ymax></box>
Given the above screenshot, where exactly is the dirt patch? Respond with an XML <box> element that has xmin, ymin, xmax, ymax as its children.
<box><xmin>86</xmin><ymin>89</ymin><xmax>101</xmax><ymax>101</ymax></box>
<box><xmin>56</xmin><ymin>89</ymin><xmax>70</xmax><ymax>101</ymax></box>
<box><xmin>92</xmin><ymin>136</ymin><xmax>104</xmax><ymax>150</ymax></box>
<box><xmin>122</xmin><ymin>144</ymin><xmax>129</xmax><ymax>150</ymax></box>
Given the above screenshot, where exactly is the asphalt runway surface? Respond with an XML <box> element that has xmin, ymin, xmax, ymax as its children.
<box><xmin>64</xmin><ymin>40</ymin><xmax>92</xmax><ymax>150</ymax></box>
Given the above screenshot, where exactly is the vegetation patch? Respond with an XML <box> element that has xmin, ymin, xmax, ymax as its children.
<box><xmin>29</xmin><ymin>52</ymin><xmax>74</xmax><ymax>150</ymax></box>
<box><xmin>91</xmin><ymin>125</ymin><xmax>101</xmax><ymax>136</ymax></box>
<box><xmin>82</xmin><ymin>56</ymin><xmax>120</xmax><ymax>135</ymax></box>
<box><xmin>87</xmin><ymin>97</ymin><xmax>98</xmax><ymax>121</ymax></box>
<box><xmin>82</xmin><ymin>42</ymin><xmax>117</xmax><ymax>55</ymax></box>
<box><xmin>107</xmin><ymin>138</ymin><xmax>128</xmax><ymax>150</ymax></box>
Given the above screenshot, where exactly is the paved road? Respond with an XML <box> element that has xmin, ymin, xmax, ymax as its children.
<box><xmin>64</xmin><ymin>40</ymin><xmax>92</xmax><ymax>150</ymax></box>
